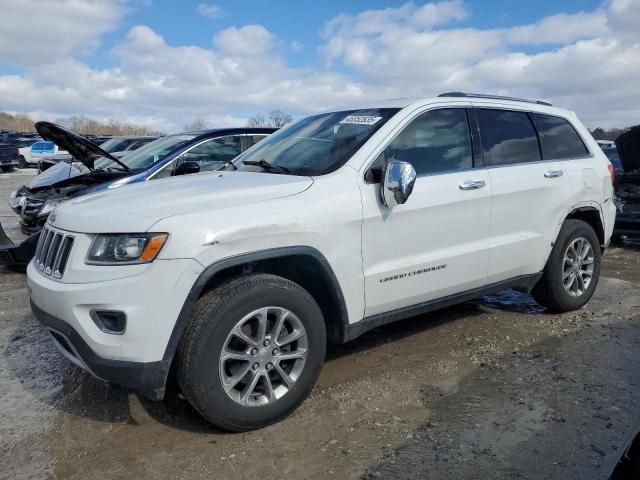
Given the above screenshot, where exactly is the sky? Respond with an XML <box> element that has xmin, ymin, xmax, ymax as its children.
<box><xmin>0</xmin><ymin>0</ymin><xmax>638</xmax><ymax>132</ymax></box>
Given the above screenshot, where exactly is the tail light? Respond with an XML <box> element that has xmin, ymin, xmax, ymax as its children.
<box><xmin>608</xmin><ymin>163</ymin><xmax>615</xmax><ymax>184</ymax></box>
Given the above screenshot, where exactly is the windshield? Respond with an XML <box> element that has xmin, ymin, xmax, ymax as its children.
<box><xmin>99</xmin><ymin>138</ymin><xmax>134</xmax><ymax>153</ymax></box>
<box><xmin>231</xmin><ymin>108</ymin><xmax>399</xmax><ymax>176</ymax></box>
<box><xmin>94</xmin><ymin>134</ymin><xmax>196</xmax><ymax>171</ymax></box>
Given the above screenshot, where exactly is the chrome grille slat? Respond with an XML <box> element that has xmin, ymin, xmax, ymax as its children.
<box><xmin>34</xmin><ymin>226</ymin><xmax>74</xmax><ymax>279</ymax></box>
<box><xmin>38</xmin><ymin>230</ymin><xmax>54</xmax><ymax>270</ymax></box>
<box><xmin>44</xmin><ymin>233</ymin><xmax>62</xmax><ymax>274</ymax></box>
<box><xmin>34</xmin><ymin>227</ymin><xmax>47</xmax><ymax>262</ymax></box>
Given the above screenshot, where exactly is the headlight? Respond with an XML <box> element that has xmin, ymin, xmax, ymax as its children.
<box><xmin>86</xmin><ymin>233</ymin><xmax>168</xmax><ymax>265</ymax></box>
<box><xmin>38</xmin><ymin>199</ymin><xmax>65</xmax><ymax>217</ymax></box>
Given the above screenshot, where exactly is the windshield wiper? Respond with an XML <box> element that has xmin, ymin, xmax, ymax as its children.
<box><xmin>243</xmin><ymin>159</ymin><xmax>290</xmax><ymax>174</ymax></box>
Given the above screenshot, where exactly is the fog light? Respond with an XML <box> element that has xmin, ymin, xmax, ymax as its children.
<box><xmin>90</xmin><ymin>310</ymin><xmax>126</xmax><ymax>335</ymax></box>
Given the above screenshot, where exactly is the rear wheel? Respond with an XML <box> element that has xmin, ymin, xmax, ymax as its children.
<box><xmin>532</xmin><ymin>219</ymin><xmax>601</xmax><ymax>312</ymax></box>
<box><xmin>177</xmin><ymin>274</ymin><xmax>326</xmax><ymax>431</ymax></box>
<box><xmin>1</xmin><ymin>165</ymin><xmax>13</xmax><ymax>172</ymax></box>
<box><xmin>18</xmin><ymin>156</ymin><xmax>26</xmax><ymax>169</ymax></box>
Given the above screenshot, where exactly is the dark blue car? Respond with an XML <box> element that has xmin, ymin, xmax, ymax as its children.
<box><xmin>0</xmin><ymin>122</ymin><xmax>276</xmax><ymax>267</ymax></box>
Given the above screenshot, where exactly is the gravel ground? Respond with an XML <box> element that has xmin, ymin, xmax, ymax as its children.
<box><xmin>1</xmin><ymin>170</ymin><xmax>639</xmax><ymax>480</ymax></box>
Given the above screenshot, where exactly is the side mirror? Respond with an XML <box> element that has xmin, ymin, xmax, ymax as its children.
<box><xmin>380</xmin><ymin>159</ymin><xmax>416</xmax><ymax>207</ymax></box>
<box><xmin>174</xmin><ymin>161</ymin><xmax>200</xmax><ymax>176</ymax></box>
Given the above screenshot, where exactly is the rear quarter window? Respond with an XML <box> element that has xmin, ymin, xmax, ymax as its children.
<box><xmin>531</xmin><ymin>113</ymin><xmax>589</xmax><ymax>159</ymax></box>
<box><xmin>476</xmin><ymin>109</ymin><xmax>541</xmax><ymax>166</ymax></box>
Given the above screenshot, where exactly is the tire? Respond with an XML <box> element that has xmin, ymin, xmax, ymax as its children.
<box><xmin>1</xmin><ymin>165</ymin><xmax>14</xmax><ymax>172</ymax></box>
<box><xmin>532</xmin><ymin>219</ymin><xmax>601</xmax><ymax>312</ymax></box>
<box><xmin>18</xmin><ymin>156</ymin><xmax>26</xmax><ymax>169</ymax></box>
<box><xmin>177</xmin><ymin>274</ymin><xmax>326</xmax><ymax>431</ymax></box>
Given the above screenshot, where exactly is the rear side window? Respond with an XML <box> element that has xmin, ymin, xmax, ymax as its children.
<box><xmin>477</xmin><ymin>109</ymin><xmax>541</xmax><ymax>166</ymax></box>
<box><xmin>531</xmin><ymin>113</ymin><xmax>589</xmax><ymax>159</ymax></box>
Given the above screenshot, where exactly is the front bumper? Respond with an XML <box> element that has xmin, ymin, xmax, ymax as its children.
<box><xmin>31</xmin><ymin>301</ymin><xmax>170</xmax><ymax>400</ymax></box>
<box><xmin>27</xmin><ymin>257</ymin><xmax>204</xmax><ymax>398</ymax></box>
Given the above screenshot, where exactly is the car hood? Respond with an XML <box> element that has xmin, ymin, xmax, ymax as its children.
<box><xmin>50</xmin><ymin>171</ymin><xmax>314</xmax><ymax>233</ymax></box>
<box><xmin>616</xmin><ymin>125</ymin><xmax>640</xmax><ymax>172</ymax></box>
<box><xmin>35</xmin><ymin>121</ymin><xmax>130</xmax><ymax>171</ymax></box>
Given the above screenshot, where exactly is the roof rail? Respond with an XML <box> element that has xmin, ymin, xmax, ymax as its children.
<box><xmin>438</xmin><ymin>92</ymin><xmax>552</xmax><ymax>107</ymax></box>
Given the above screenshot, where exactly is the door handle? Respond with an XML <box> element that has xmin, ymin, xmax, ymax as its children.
<box><xmin>459</xmin><ymin>179</ymin><xmax>486</xmax><ymax>190</ymax></box>
<box><xmin>544</xmin><ymin>169</ymin><xmax>564</xmax><ymax>178</ymax></box>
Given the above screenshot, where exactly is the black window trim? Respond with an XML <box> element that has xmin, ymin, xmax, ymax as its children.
<box><xmin>474</xmin><ymin>106</ymin><xmax>594</xmax><ymax>169</ymax></box>
<box><xmin>363</xmin><ymin>105</ymin><xmax>479</xmax><ymax>184</ymax></box>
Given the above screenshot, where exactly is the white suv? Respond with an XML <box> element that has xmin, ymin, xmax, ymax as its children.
<box><xmin>27</xmin><ymin>93</ymin><xmax>616</xmax><ymax>431</ymax></box>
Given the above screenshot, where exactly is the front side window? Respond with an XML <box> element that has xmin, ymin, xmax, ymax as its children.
<box><xmin>231</xmin><ymin>109</ymin><xmax>399</xmax><ymax>176</ymax></box>
<box><xmin>382</xmin><ymin>108</ymin><xmax>473</xmax><ymax>176</ymax></box>
<box><xmin>151</xmin><ymin>136</ymin><xmax>242</xmax><ymax>179</ymax></box>
<box><xmin>180</xmin><ymin>136</ymin><xmax>241</xmax><ymax>172</ymax></box>
<box><xmin>477</xmin><ymin>109</ymin><xmax>541</xmax><ymax>166</ymax></box>
<box><xmin>531</xmin><ymin>113</ymin><xmax>589</xmax><ymax>160</ymax></box>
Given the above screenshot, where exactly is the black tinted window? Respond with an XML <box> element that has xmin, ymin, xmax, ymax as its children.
<box><xmin>384</xmin><ymin>108</ymin><xmax>472</xmax><ymax>175</ymax></box>
<box><xmin>477</xmin><ymin>109</ymin><xmax>541</xmax><ymax>165</ymax></box>
<box><xmin>531</xmin><ymin>113</ymin><xmax>588</xmax><ymax>159</ymax></box>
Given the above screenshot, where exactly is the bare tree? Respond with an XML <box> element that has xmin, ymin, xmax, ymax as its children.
<box><xmin>247</xmin><ymin>113</ymin><xmax>267</xmax><ymax>127</ymax></box>
<box><xmin>0</xmin><ymin>110</ymin><xmax>161</xmax><ymax>135</ymax></box>
<box><xmin>247</xmin><ymin>110</ymin><xmax>292</xmax><ymax>128</ymax></box>
<box><xmin>268</xmin><ymin>110</ymin><xmax>292</xmax><ymax>128</ymax></box>
<box><xmin>183</xmin><ymin>117</ymin><xmax>208</xmax><ymax>131</ymax></box>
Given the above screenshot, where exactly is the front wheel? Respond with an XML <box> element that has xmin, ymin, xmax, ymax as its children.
<box><xmin>1</xmin><ymin>165</ymin><xmax>14</xmax><ymax>172</ymax></box>
<box><xmin>532</xmin><ymin>219</ymin><xmax>601</xmax><ymax>312</ymax></box>
<box><xmin>177</xmin><ymin>274</ymin><xmax>326</xmax><ymax>431</ymax></box>
<box><xmin>18</xmin><ymin>156</ymin><xmax>26</xmax><ymax>168</ymax></box>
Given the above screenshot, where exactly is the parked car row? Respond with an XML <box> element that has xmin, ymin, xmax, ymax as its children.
<box><xmin>0</xmin><ymin>130</ymin><xmax>158</xmax><ymax>172</ymax></box>
<box><xmin>0</xmin><ymin>122</ymin><xmax>276</xmax><ymax>265</ymax></box>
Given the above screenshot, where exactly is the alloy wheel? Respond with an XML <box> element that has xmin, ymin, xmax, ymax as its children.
<box><xmin>219</xmin><ymin>306</ymin><xmax>308</xmax><ymax>406</ymax></box>
<box><xmin>562</xmin><ymin>236</ymin><xmax>595</xmax><ymax>297</ymax></box>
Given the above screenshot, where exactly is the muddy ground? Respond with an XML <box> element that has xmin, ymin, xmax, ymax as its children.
<box><xmin>1</xmin><ymin>170</ymin><xmax>639</xmax><ymax>480</ymax></box>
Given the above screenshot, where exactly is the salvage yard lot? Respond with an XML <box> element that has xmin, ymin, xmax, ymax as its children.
<box><xmin>1</xmin><ymin>172</ymin><xmax>640</xmax><ymax>480</ymax></box>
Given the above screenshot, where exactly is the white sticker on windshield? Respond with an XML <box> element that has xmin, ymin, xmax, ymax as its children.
<box><xmin>339</xmin><ymin>115</ymin><xmax>382</xmax><ymax>126</ymax></box>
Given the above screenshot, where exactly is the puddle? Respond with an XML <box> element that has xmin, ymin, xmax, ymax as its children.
<box><xmin>477</xmin><ymin>289</ymin><xmax>546</xmax><ymax>314</ymax></box>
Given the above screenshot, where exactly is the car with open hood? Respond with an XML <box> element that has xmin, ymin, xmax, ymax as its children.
<box><xmin>613</xmin><ymin>125</ymin><xmax>640</xmax><ymax>242</ymax></box>
<box><xmin>0</xmin><ymin>122</ymin><xmax>276</xmax><ymax>267</ymax></box>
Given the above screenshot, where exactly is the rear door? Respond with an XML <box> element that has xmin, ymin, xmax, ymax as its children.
<box><xmin>475</xmin><ymin>107</ymin><xmax>573</xmax><ymax>282</ymax></box>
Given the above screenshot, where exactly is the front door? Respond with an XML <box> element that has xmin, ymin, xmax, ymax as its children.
<box><xmin>360</xmin><ymin>107</ymin><xmax>492</xmax><ymax>317</ymax></box>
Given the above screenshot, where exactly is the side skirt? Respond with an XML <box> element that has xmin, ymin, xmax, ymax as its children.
<box><xmin>342</xmin><ymin>273</ymin><xmax>543</xmax><ymax>342</ymax></box>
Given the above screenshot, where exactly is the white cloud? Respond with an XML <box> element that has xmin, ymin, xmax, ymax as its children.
<box><xmin>0</xmin><ymin>0</ymin><xmax>128</xmax><ymax>65</ymax></box>
<box><xmin>506</xmin><ymin>11</ymin><xmax>608</xmax><ymax>45</ymax></box>
<box><xmin>0</xmin><ymin>0</ymin><xmax>639</xmax><ymax>131</ymax></box>
<box><xmin>196</xmin><ymin>3</ymin><xmax>224</xmax><ymax>19</ymax></box>
<box><xmin>291</xmin><ymin>41</ymin><xmax>304</xmax><ymax>52</ymax></box>
<box><xmin>214</xmin><ymin>25</ymin><xmax>275</xmax><ymax>56</ymax></box>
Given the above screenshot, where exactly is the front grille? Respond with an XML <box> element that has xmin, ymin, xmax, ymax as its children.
<box><xmin>34</xmin><ymin>226</ymin><xmax>74</xmax><ymax>278</ymax></box>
